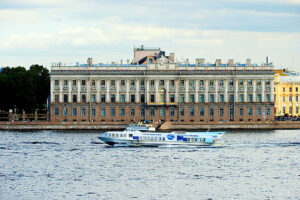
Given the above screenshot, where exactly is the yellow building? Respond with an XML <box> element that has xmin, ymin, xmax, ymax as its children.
<box><xmin>274</xmin><ymin>74</ymin><xmax>300</xmax><ymax>117</ymax></box>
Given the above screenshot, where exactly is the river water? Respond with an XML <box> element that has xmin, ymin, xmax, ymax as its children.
<box><xmin>0</xmin><ymin>130</ymin><xmax>299</xmax><ymax>200</ymax></box>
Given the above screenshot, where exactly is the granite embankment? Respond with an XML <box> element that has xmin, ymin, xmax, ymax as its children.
<box><xmin>1</xmin><ymin>121</ymin><xmax>300</xmax><ymax>130</ymax></box>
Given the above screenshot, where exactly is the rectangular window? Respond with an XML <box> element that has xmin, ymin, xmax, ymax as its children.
<box><xmin>266</xmin><ymin>107</ymin><xmax>271</xmax><ymax>116</ymax></box>
<box><xmin>296</xmin><ymin>96</ymin><xmax>299</xmax><ymax>102</ymax></box>
<box><xmin>120</xmin><ymin>80</ymin><xmax>125</xmax><ymax>86</ymax></box>
<box><xmin>266</xmin><ymin>80</ymin><xmax>271</xmax><ymax>86</ymax></box>
<box><xmin>72</xmin><ymin>108</ymin><xmax>77</xmax><ymax>116</ymax></box>
<box><xmin>248</xmin><ymin>94</ymin><xmax>253</xmax><ymax>102</ymax></box>
<box><xmin>257</xmin><ymin>94</ymin><xmax>262</xmax><ymax>102</ymax></box>
<box><xmin>140</xmin><ymin>80</ymin><xmax>145</xmax><ymax>86</ymax></box>
<box><xmin>170</xmin><ymin>80</ymin><xmax>175</xmax><ymax>86</ymax></box>
<box><xmin>283</xmin><ymin>87</ymin><xmax>286</xmax><ymax>92</ymax></box>
<box><xmin>160</xmin><ymin>94</ymin><xmax>165</xmax><ymax>103</ymax></box>
<box><xmin>257</xmin><ymin>107</ymin><xmax>262</xmax><ymax>116</ymax></box>
<box><xmin>170</xmin><ymin>94</ymin><xmax>175</xmax><ymax>103</ymax></box>
<box><xmin>199</xmin><ymin>108</ymin><xmax>204</xmax><ymax>116</ymax></box>
<box><xmin>111</xmin><ymin>94</ymin><xmax>115</xmax><ymax>103</ymax></box>
<box><xmin>130</xmin><ymin>80</ymin><xmax>135</xmax><ymax>86</ymax></box>
<box><xmin>73</xmin><ymin>95</ymin><xmax>77</xmax><ymax>103</ymax></box>
<box><xmin>239</xmin><ymin>80</ymin><xmax>243</xmax><ymax>86</ymax></box>
<box><xmin>150</xmin><ymin>95</ymin><xmax>155</xmax><ymax>103</ymax></box>
<box><xmin>91</xmin><ymin>80</ymin><xmax>96</xmax><ymax>86</ymax></box>
<box><xmin>131</xmin><ymin>95</ymin><xmax>135</xmax><ymax>103</ymax></box>
<box><xmin>257</xmin><ymin>80</ymin><xmax>261</xmax><ymax>86</ymax></box>
<box><xmin>189</xmin><ymin>80</ymin><xmax>194</xmax><ymax>86</ymax></box>
<box><xmin>63</xmin><ymin>80</ymin><xmax>68</xmax><ymax>86</ymax></box>
<box><xmin>199</xmin><ymin>94</ymin><xmax>205</xmax><ymax>103</ymax></box>
<box><xmin>229</xmin><ymin>80</ymin><xmax>234</xmax><ymax>86</ymax></box>
<box><xmin>82</xmin><ymin>94</ymin><xmax>86</xmax><ymax>103</ymax></box>
<box><xmin>248</xmin><ymin>107</ymin><xmax>253</xmax><ymax>116</ymax></box>
<box><xmin>219</xmin><ymin>80</ymin><xmax>224</xmax><ymax>86</ymax></box>
<box><xmin>180</xmin><ymin>108</ymin><xmax>185</xmax><ymax>116</ymax></box>
<box><xmin>72</xmin><ymin>80</ymin><xmax>77</xmax><ymax>86</ymax></box>
<box><xmin>110</xmin><ymin>80</ymin><xmax>115</xmax><ymax>86</ymax></box>
<box><xmin>54</xmin><ymin>80</ymin><xmax>59</xmax><ymax>86</ymax></box>
<box><xmin>120</xmin><ymin>108</ymin><xmax>125</xmax><ymax>116</ymax></box>
<box><xmin>150</xmin><ymin>107</ymin><xmax>155</xmax><ymax>116</ymax></box>
<box><xmin>100</xmin><ymin>108</ymin><xmax>106</xmax><ymax>117</ymax></box>
<box><xmin>209</xmin><ymin>108</ymin><xmax>214</xmax><ymax>116</ymax></box>
<box><xmin>209</xmin><ymin>94</ymin><xmax>214</xmax><ymax>103</ymax></box>
<box><xmin>296</xmin><ymin>87</ymin><xmax>299</xmax><ymax>92</ymax></box>
<box><xmin>63</xmin><ymin>108</ymin><xmax>68</xmax><ymax>116</ymax></box>
<box><xmin>248</xmin><ymin>80</ymin><xmax>252</xmax><ymax>86</ymax></box>
<box><xmin>121</xmin><ymin>95</ymin><xmax>125</xmax><ymax>103</ymax></box>
<box><xmin>180</xmin><ymin>94</ymin><xmax>185</xmax><ymax>103</ymax></box>
<box><xmin>283</xmin><ymin>96</ymin><xmax>286</xmax><ymax>102</ymax></box>
<box><xmin>209</xmin><ymin>80</ymin><xmax>214</xmax><ymax>86</ymax></box>
<box><xmin>219</xmin><ymin>108</ymin><xmax>224</xmax><ymax>116</ymax></box>
<box><xmin>91</xmin><ymin>108</ymin><xmax>96</xmax><ymax>116</ymax></box>
<box><xmin>180</xmin><ymin>80</ymin><xmax>185</xmax><ymax>86</ymax></box>
<box><xmin>219</xmin><ymin>94</ymin><xmax>224</xmax><ymax>102</ymax></box>
<box><xmin>101</xmin><ymin>95</ymin><xmax>106</xmax><ymax>103</ymax></box>
<box><xmin>230</xmin><ymin>107</ymin><xmax>234</xmax><ymax>116</ymax></box>
<box><xmin>289</xmin><ymin>96</ymin><xmax>292</xmax><ymax>102</ymax></box>
<box><xmin>189</xmin><ymin>94</ymin><xmax>195</xmax><ymax>103</ymax></box>
<box><xmin>266</xmin><ymin>94</ymin><xmax>271</xmax><ymax>102</ymax></box>
<box><xmin>170</xmin><ymin>107</ymin><xmax>175</xmax><ymax>116</ymax></box>
<box><xmin>81</xmin><ymin>80</ymin><xmax>86</xmax><ymax>86</ymax></box>
<box><xmin>81</xmin><ymin>108</ymin><xmax>86</xmax><ymax>116</ymax></box>
<box><xmin>110</xmin><ymin>108</ymin><xmax>116</xmax><ymax>116</ymax></box>
<box><xmin>189</xmin><ymin>108</ymin><xmax>194</xmax><ymax>116</ymax></box>
<box><xmin>159</xmin><ymin>80</ymin><xmax>165</xmax><ymax>86</ymax></box>
<box><xmin>130</xmin><ymin>108</ymin><xmax>135</xmax><ymax>116</ymax></box>
<box><xmin>54</xmin><ymin>108</ymin><xmax>59</xmax><ymax>116</ymax></box>
<box><xmin>55</xmin><ymin>94</ymin><xmax>59</xmax><ymax>102</ymax></box>
<box><xmin>289</xmin><ymin>107</ymin><xmax>292</xmax><ymax>114</ymax></box>
<box><xmin>140</xmin><ymin>94</ymin><xmax>145</xmax><ymax>103</ymax></box>
<box><xmin>91</xmin><ymin>94</ymin><xmax>96</xmax><ymax>103</ymax></box>
<box><xmin>101</xmin><ymin>80</ymin><xmax>106</xmax><ymax>86</ymax></box>
<box><xmin>199</xmin><ymin>80</ymin><xmax>204</xmax><ymax>86</ymax></box>
<box><xmin>150</xmin><ymin>80</ymin><xmax>155</xmax><ymax>86</ymax></box>
<box><xmin>239</xmin><ymin>108</ymin><xmax>244</xmax><ymax>116</ymax></box>
<box><xmin>160</xmin><ymin>108</ymin><xmax>165</xmax><ymax>116</ymax></box>
<box><xmin>297</xmin><ymin>107</ymin><xmax>299</xmax><ymax>114</ymax></box>
<box><xmin>140</xmin><ymin>108</ymin><xmax>145</xmax><ymax>116</ymax></box>
<box><xmin>230</xmin><ymin>94</ymin><xmax>234</xmax><ymax>102</ymax></box>
<box><xmin>64</xmin><ymin>94</ymin><xmax>68</xmax><ymax>103</ymax></box>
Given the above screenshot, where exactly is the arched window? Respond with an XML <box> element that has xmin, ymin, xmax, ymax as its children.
<box><xmin>148</xmin><ymin>58</ymin><xmax>153</xmax><ymax>64</ymax></box>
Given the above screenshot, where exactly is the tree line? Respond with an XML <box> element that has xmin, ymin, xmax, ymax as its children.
<box><xmin>0</xmin><ymin>65</ymin><xmax>50</xmax><ymax>113</ymax></box>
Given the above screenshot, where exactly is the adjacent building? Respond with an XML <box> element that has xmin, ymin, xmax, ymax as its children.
<box><xmin>50</xmin><ymin>47</ymin><xmax>275</xmax><ymax>123</ymax></box>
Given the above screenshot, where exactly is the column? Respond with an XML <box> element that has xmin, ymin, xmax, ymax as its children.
<box><xmin>77</xmin><ymin>79</ymin><xmax>81</xmax><ymax>102</ymax></box>
<box><xmin>87</xmin><ymin>79</ymin><xmax>90</xmax><ymax>102</ymax></box>
<box><xmin>175</xmin><ymin>80</ymin><xmax>179</xmax><ymax>102</ymax></box>
<box><xmin>235</xmin><ymin>80</ymin><xmax>239</xmax><ymax>102</ymax></box>
<box><xmin>50</xmin><ymin>80</ymin><xmax>54</xmax><ymax>102</ymax></box>
<box><xmin>59</xmin><ymin>79</ymin><xmax>63</xmax><ymax>102</ymax></box>
<box><xmin>146</xmin><ymin>80</ymin><xmax>150</xmax><ymax>102</ymax></box>
<box><xmin>126</xmin><ymin>79</ymin><xmax>130</xmax><ymax>103</ymax></box>
<box><xmin>96</xmin><ymin>79</ymin><xmax>100</xmax><ymax>103</ymax></box>
<box><xmin>155</xmin><ymin>79</ymin><xmax>159</xmax><ymax>103</ymax></box>
<box><xmin>68</xmin><ymin>80</ymin><xmax>72</xmax><ymax>102</ymax></box>
<box><xmin>262</xmin><ymin>80</ymin><xmax>265</xmax><ymax>102</ymax></box>
<box><xmin>185</xmin><ymin>80</ymin><xmax>189</xmax><ymax>103</ymax></box>
<box><xmin>116</xmin><ymin>79</ymin><xmax>120</xmax><ymax>102</ymax></box>
<box><xmin>215</xmin><ymin>80</ymin><xmax>219</xmax><ymax>103</ymax></box>
<box><xmin>253</xmin><ymin>80</ymin><xmax>257</xmax><ymax>102</ymax></box>
<box><xmin>166</xmin><ymin>80</ymin><xmax>170</xmax><ymax>103</ymax></box>
<box><xmin>244</xmin><ymin>80</ymin><xmax>248</xmax><ymax>102</ymax></box>
<box><xmin>195</xmin><ymin>80</ymin><xmax>199</xmax><ymax>102</ymax></box>
<box><xmin>224</xmin><ymin>80</ymin><xmax>228</xmax><ymax>102</ymax></box>
<box><xmin>106</xmin><ymin>80</ymin><xmax>110</xmax><ymax>103</ymax></box>
<box><xmin>136</xmin><ymin>79</ymin><xmax>140</xmax><ymax>103</ymax></box>
<box><xmin>205</xmin><ymin>79</ymin><xmax>209</xmax><ymax>102</ymax></box>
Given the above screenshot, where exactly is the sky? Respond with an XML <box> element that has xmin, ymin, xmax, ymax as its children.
<box><xmin>0</xmin><ymin>0</ymin><xmax>300</xmax><ymax>70</ymax></box>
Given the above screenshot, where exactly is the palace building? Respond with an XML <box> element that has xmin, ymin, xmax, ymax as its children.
<box><xmin>50</xmin><ymin>46</ymin><xmax>275</xmax><ymax>123</ymax></box>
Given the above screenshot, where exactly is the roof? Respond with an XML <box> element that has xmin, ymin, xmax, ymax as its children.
<box><xmin>278</xmin><ymin>76</ymin><xmax>300</xmax><ymax>83</ymax></box>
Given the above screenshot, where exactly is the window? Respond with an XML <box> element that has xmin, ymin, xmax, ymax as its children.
<box><xmin>160</xmin><ymin>108</ymin><xmax>165</xmax><ymax>116</ymax></box>
<box><xmin>170</xmin><ymin>80</ymin><xmax>175</xmax><ymax>86</ymax></box>
<box><xmin>120</xmin><ymin>80</ymin><xmax>125</xmax><ymax>86</ymax></box>
<box><xmin>219</xmin><ymin>94</ymin><xmax>224</xmax><ymax>102</ymax></box>
<box><xmin>219</xmin><ymin>108</ymin><xmax>224</xmax><ymax>116</ymax></box>
<box><xmin>73</xmin><ymin>95</ymin><xmax>77</xmax><ymax>103</ymax></box>
<box><xmin>150</xmin><ymin>107</ymin><xmax>155</xmax><ymax>116</ymax></box>
<box><xmin>289</xmin><ymin>107</ymin><xmax>292</xmax><ymax>114</ymax></box>
<box><xmin>219</xmin><ymin>80</ymin><xmax>224</xmax><ymax>86</ymax></box>
<box><xmin>63</xmin><ymin>80</ymin><xmax>68</xmax><ymax>86</ymax></box>
<box><xmin>130</xmin><ymin>108</ymin><xmax>135</xmax><ymax>116</ymax></box>
<box><xmin>170</xmin><ymin>107</ymin><xmax>175</xmax><ymax>116</ymax></box>
<box><xmin>72</xmin><ymin>108</ymin><xmax>77</xmax><ymax>116</ymax></box>
<box><xmin>283</xmin><ymin>106</ymin><xmax>286</xmax><ymax>114</ymax></box>
<box><xmin>257</xmin><ymin>107</ymin><xmax>261</xmax><ymax>116</ymax></box>
<box><xmin>140</xmin><ymin>80</ymin><xmax>145</xmax><ymax>86</ymax></box>
<box><xmin>209</xmin><ymin>80</ymin><xmax>214</xmax><ymax>86</ymax></box>
<box><xmin>283</xmin><ymin>87</ymin><xmax>286</xmax><ymax>92</ymax></box>
<box><xmin>229</xmin><ymin>80</ymin><xmax>234</xmax><ymax>86</ymax></box>
<box><xmin>82</xmin><ymin>94</ymin><xmax>86</xmax><ymax>103</ymax></box>
<box><xmin>140</xmin><ymin>94</ymin><xmax>145</xmax><ymax>103</ymax></box>
<box><xmin>180</xmin><ymin>108</ymin><xmax>185</xmax><ymax>116</ymax></box>
<box><xmin>266</xmin><ymin>94</ymin><xmax>271</xmax><ymax>102</ymax></box>
<box><xmin>91</xmin><ymin>80</ymin><xmax>95</xmax><ymax>86</ymax></box>
<box><xmin>230</xmin><ymin>107</ymin><xmax>234</xmax><ymax>116</ymax></box>
<box><xmin>274</xmin><ymin>94</ymin><xmax>276</xmax><ymax>102</ymax></box>
<box><xmin>92</xmin><ymin>108</ymin><xmax>96</xmax><ymax>116</ymax></box>
<box><xmin>209</xmin><ymin>108</ymin><xmax>214</xmax><ymax>116</ymax></box>
<box><xmin>296</xmin><ymin>87</ymin><xmax>299</xmax><ymax>92</ymax></box>
<box><xmin>248</xmin><ymin>80</ymin><xmax>252</xmax><ymax>86</ymax></box>
<box><xmin>63</xmin><ymin>108</ymin><xmax>68</xmax><ymax>116</ymax></box>
<box><xmin>189</xmin><ymin>94</ymin><xmax>195</xmax><ymax>103</ymax></box>
<box><xmin>120</xmin><ymin>108</ymin><xmax>125</xmax><ymax>116</ymax></box>
<box><xmin>111</xmin><ymin>108</ymin><xmax>116</xmax><ymax>116</ymax></box>
<box><xmin>230</xmin><ymin>94</ymin><xmax>234</xmax><ymax>103</ymax></box>
<box><xmin>64</xmin><ymin>94</ymin><xmax>68</xmax><ymax>103</ymax></box>
<box><xmin>170</xmin><ymin>94</ymin><xmax>175</xmax><ymax>103</ymax></box>
<box><xmin>180</xmin><ymin>80</ymin><xmax>185</xmax><ymax>86</ymax></box>
<box><xmin>297</xmin><ymin>107</ymin><xmax>299</xmax><ymax>114</ymax></box>
<box><xmin>189</xmin><ymin>80</ymin><xmax>194</xmax><ymax>86</ymax></box>
<box><xmin>150</xmin><ymin>95</ymin><xmax>155</xmax><ymax>103</ymax></box>
<box><xmin>91</xmin><ymin>94</ymin><xmax>96</xmax><ymax>103</ymax></box>
<box><xmin>121</xmin><ymin>95</ymin><xmax>125</xmax><ymax>103</ymax></box>
<box><xmin>160</xmin><ymin>94</ymin><xmax>165</xmax><ymax>103</ymax></box>
<box><xmin>239</xmin><ymin>94</ymin><xmax>244</xmax><ymax>102</ymax></box>
<box><xmin>248</xmin><ymin>94</ymin><xmax>253</xmax><ymax>102</ymax></box>
<box><xmin>199</xmin><ymin>80</ymin><xmax>204</xmax><ymax>86</ymax></box>
<box><xmin>111</xmin><ymin>94</ymin><xmax>115</xmax><ymax>103</ymax></box>
<box><xmin>101</xmin><ymin>95</ymin><xmax>105</xmax><ymax>103</ymax></box>
<box><xmin>266</xmin><ymin>107</ymin><xmax>271</xmax><ymax>116</ymax></box>
<box><xmin>140</xmin><ymin>108</ymin><xmax>145</xmax><ymax>116</ymax></box>
<box><xmin>209</xmin><ymin>94</ymin><xmax>214</xmax><ymax>103</ymax></box>
<box><xmin>72</xmin><ymin>80</ymin><xmax>77</xmax><ymax>86</ymax></box>
<box><xmin>110</xmin><ymin>80</ymin><xmax>115</xmax><ymax>86</ymax></box>
<box><xmin>283</xmin><ymin>96</ymin><xmax>286</xmax><ymax>102</ymax></box>
<box><xmin>81</xmin><ymin>80</ymin><xmax>86</xmax><ymax>86</ymax></box>
<box><xmin>54</xmin><ymin>80</ymin><xmax>59</xmax><ymax>86</ymax></box>
<box><xmin>180</xmin><ymin>94</ymin><xmax>185</xmax><ymax>103</ymax></box>
<box><xmin>257</xmin><ymin>94</ymin><xmax>262</xmax><ymax>102</ymax></box>
<box><xmin>289</xmin><ymin>96</ymin><xmax>292</xmax><ymax>102</ymax></box>
<box><xmin>189</xmin><ymin>108</ymin><xmax>194</xmax><ymax>116</ymax></box>
<box><xmin>199</xmin><ymin>94</ymin><xmax>205</xmax><ymax>103</ymax></box>
<box><xmin>81</xmin><ymin>108</ymin><xmax>86</xmax><ymax>116</ymax></box>
<box><xmin>101</xmin><ymin>108</ymin><xmax>106</xmax><ymax>117</ymax></box>
<box><xmin>289</xmin><ymin>87</ymin><xmax>292</xmax><ymax>92</ymax></box>
<box><xmin>159</xmin><ymin>80</ymin><xmax>165</xmax><ymax>86</ymax></box>
<box><xmin>248</xmin><ymin>107</ymin><xmax>253</xmax><ymax>116</ymax></box>
<box><xmin>101</xmin><ymin>80</ymin><xmax>105</xmax><ymax>86</ymax></box>
<box><xmin>257</xmin><ymin>80</ymin><xmax>261</xmax><ymax>86</ymax></box>
<box><xmin>131</xmin><ymin>95</ymin><xmax>135</xmax><ymax>103</ymax></box>
<box><xmin>239</xmin><ymin>108</ymin><xmax>244</xmax><ymax>116</ymax></box>
<box><xmin>54</xmin><ymin>108</ymin><xmax>59</xmax><ymax>116</ymax></box>
<box><xmin>130</xmin><ymin>80</ymin><xmax>135</xmax><ymax>86</ymax></box>
<box><xmin>296</xmin><ymin>96</ymin><xmax>299</xmax><ymax>102</ymax></box>
<box><xmin>55</xmin><ymin>94</ymin><xmax>59</xmax><ymax>102</ymax></box>
<box><xmin>150</xmin><ymin>80</ymin><xmax>155</xmax><ymax>86</ymax></box>
<box><xmin>239</xmin><ymin>80</ymin><xmax>244</xmax><ymax>86</ymax></box>
<box><xmin>199</xmin><ymin>108</ymin><xmax>204</xmax><ymax>116</ymax></box>
<box><xmin>266</xmin><ymin>80</ymin><xmax>271</xmax><ymax>86</ymax></box>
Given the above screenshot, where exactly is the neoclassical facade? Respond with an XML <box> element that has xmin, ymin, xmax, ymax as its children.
<box><xmin>50</xmin><ymin>52</ymin><xmax>275</xmax><ymax>123</ymax></box>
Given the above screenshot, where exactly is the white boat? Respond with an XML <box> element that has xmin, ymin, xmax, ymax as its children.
<box><xmin>98</xmin><ymin>130</ymin><xmax>225</xmax><ymax>147</ymax></box>
<box><xmin>127</xmin><ymin>122</ymin><xmax>156</xmax><ymax>132</ymax></box>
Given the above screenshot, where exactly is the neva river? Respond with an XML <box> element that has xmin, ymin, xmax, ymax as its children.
<box><xmin>0</xmin><ymin>130</ymin><xmax>299</xmax><ymax>200</ymax></box>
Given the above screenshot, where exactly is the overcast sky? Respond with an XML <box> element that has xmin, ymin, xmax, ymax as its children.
<box><xmin>1</xmin><ymin>0</ymin><xmax>300</xmax><ymax>70</ymax></box>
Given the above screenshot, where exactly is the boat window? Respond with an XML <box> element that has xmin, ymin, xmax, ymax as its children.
<box><xmin>112</xmin><ymin>134</ymin><xmax>115</xmax><ymax>137</ymax></box>
<box><xmin>116</xmin><ymin>134</ymin><xmax>119</xmax><ymax>137</ymax></box>
<box><xmin>163</xmin><ymin>137</ymin><xmax>165</xmax><ymax>141</ymax></box>
<box><xmin>195</xmin><ymin>138</ymin><xmax>198</xmax><ymax>142</ymax></box>
<box><xmin>129</xmin><ymin>134</ymin><xmax>133</xmax><ymax>137</ymax></box>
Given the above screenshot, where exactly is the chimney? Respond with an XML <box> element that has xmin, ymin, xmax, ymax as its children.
<box><xmin>246</xmin><ymin>59</ymin><xmax>251</xmax><ymax>66</ymax></box>
<box><xmin>87</xmin><ymin>58</ymin><xmax>93</xmax><ymax>66</ymax></box>
<box><xmin>228</xmin><ymin>59</ymin><xmax>234</xmax><ymax>66</ymax></box>
<box><xmin>170</xmin><ymin>53</ymin><xmax>175</xmax><ymax>62</ymax></box>
<box><xmin>216</xmin><ymin>59</ymin><xmax>221</xmax><ymax>66</ymax></box>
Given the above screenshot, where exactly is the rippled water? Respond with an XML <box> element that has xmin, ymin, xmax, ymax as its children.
<box><xmin>0</xmin><ymin>130</ymin><xmax>299</xmax><ymax>200</ymax></box>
